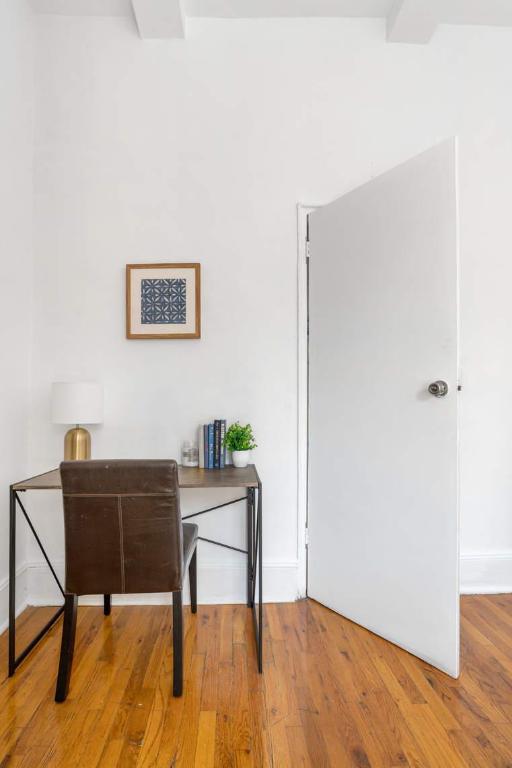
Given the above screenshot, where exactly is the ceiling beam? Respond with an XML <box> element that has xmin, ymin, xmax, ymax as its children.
<box><xmin>131</xmin><ymin>0</ymin><xmax>185</xmax><ymax>38</ymax></box>
<box><xmin>387</xmin><ymin>0</ymin><xmax>439</xmax><ymax>44</ymax></box>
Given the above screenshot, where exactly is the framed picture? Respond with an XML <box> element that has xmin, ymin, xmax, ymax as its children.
<box><xmin>126</xmin><ymin>263</ymin><xmax>201</xmax><ymax>339</ymax></box>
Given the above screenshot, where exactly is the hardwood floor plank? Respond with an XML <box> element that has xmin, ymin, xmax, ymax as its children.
<box><xmin>266</xmin><ymin>604</ymin><xmax>284</xmax><ymax>642</ymax></box>
<box><xmin>245</xmin><ymin>624</ymin><xmax>272</xmax><ymax>768</ymax></box>
<box><xmin>200</xmin><ymin>606</ymin><xmax>221</xmax><ymax>712</ymax></box>
<box><xmin>268</xmin><ymin>716</ymin><xmax>294</xmax><ymax>768</ymax></box>
<box><xmin>214</xmin><ymin>659</ymin><xmax>236</xmax><ymax>767</ymax></box>
<box><xmin>219</xmin><ymin>606</ymin><xmax>234</xmax><ymax>666</ymax></box>
<box><xmin>230</xmin><ymin>643</ymin><xmax>252</xmax><ymax>755</ymax></box>
<box><xmin>194</xmin><ymin>710</ymin><xmax>216</xmax><ymax>768</ymax></box>
<box><xmin>174</xmin><ymin>654</ymin><xmax>206</xmax><ymax>767</ymax></box>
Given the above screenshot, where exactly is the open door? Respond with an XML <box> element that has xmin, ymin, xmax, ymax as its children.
<box><xmin>308</xmin><ymin>140</ymin><xmax>459</xmax><ymax>677</ymax></box>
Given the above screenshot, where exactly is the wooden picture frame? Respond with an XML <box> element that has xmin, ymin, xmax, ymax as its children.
<box><xmin>126</xmin><ymin>263</ymin><xmax>201</xmax><ymax>339</ymax></box>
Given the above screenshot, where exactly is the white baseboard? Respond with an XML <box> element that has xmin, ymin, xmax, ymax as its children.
<box><xmin>24</xmin><ymin>559</ymin><xmax>300</xmax><ymax>607</ymax></box>
<box><xmin>460</xmin><ymin>552</ymin><xmax>512</xmax><ymax>594</ymax></box>
<box><xmin>0</xmin><ymin>563</ymin><xmax>29</xmax><ymax>634</ymax></box>
<box><xmin>5</xmin><ymin>554</ymin><xmax>510</xmax><ymax>621</ymax></box>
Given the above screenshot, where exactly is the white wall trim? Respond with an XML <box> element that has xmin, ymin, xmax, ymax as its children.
<box><xmin>297</xmin><ymin>203</ymin><xmax>310</xmax><ymax>599</ymax></box>
<box><xmin>24</xmin><ymin>558</ymin><xmax>300</xmax><ymax>606</ymax></box>
<box><xmin>4</xmin><ymin>552</ymin><xmax>512</xmax><ymax>628</ymax></box>
<box><xmin>460</xmin><ymin>552</ymin><xmax>512</xmax><ymax>594</ymax></box>
<box><xmin>0</xmin><ymin>563</ymin><xmax>29</xmax><ymax>635</ymax></box>
<box><xmin>296</xmin><ymin>203</ymin><xmax>322</xmax><ymax>599</ymax></box>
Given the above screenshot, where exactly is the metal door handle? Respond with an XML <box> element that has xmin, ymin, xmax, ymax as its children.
<box><xmin>428</xmin><ymin>380</ymin><xmax>448</xmax><ymax>397</ymax></box>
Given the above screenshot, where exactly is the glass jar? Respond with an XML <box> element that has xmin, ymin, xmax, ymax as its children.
<box><xmin>182</xmin><ymin>441</ymin><xmax>199</xmax><ymax>467</ymax></box>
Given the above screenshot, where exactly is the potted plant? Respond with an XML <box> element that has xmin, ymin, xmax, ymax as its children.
<box><xmin>223</xmin><ymin>422</ymin><xmax>257</xmax><ymax>468</ymax></box>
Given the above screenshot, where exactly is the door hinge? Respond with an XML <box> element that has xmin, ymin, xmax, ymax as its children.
<box><xmin>306</xmin><ymin>240</ymin><xmax>311</xmax><ymax>259</ymax></box>
<box><xmin>305</xmin><ymin>527</ymin><xmax>309</xmax><ymax>547</ymax></box>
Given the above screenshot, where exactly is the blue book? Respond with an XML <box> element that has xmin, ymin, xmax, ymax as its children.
<box><xmin>214</xmin><ymin>420</ymin><xmax>221</xmax><ymax>469</ymax></box>
<box><xmin>207</xmin><ymin>424</ymin><xmax>214</xmax><ymax>469</ymax></box>
<box><xmin>220</xmin><ymin>420</ymin><xmax>226</xmax><ymax>468</ymax></box>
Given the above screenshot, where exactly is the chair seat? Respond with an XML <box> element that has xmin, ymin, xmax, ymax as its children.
<box><xmin>183</xmin><ymin>523</ymin><xmax>198</xmax><ymax>568</ymax></box>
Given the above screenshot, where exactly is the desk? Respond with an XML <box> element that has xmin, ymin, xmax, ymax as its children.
<box><xmin>9</xmin><ymin>464</ymin><xmax>262</xmax><ymax>676</ymax></box>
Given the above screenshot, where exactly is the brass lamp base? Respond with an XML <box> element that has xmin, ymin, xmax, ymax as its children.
<box><xmin>64</xmin><ymin>427</ymin><xmax>91</xmax><ymax>460</ymax></box>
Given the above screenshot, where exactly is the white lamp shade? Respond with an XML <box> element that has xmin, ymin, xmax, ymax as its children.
<box><xmin>51</xmin><ymin>381</ymin><xmax>103</xmax><ymax>425</ymax></box>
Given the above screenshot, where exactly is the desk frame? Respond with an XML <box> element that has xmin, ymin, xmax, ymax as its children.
<box><xmin>8</xmin><ymin>465</ymin><xmax>262</xmax><ymax>677</ymax></box>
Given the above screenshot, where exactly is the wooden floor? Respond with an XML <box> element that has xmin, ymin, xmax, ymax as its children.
<box><xmin>1</xmin><ymin>596</ymin><xmax>512</xmax><ymax>767</ymax></box>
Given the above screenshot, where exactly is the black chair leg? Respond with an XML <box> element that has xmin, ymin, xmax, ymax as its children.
<box><xmin>103</xmin><ymin>594</ymin><xmax>111</xmax><ymax>616</ymax></box>
<box><xmin>189</xmin><ymin>547</ymin><xmax>197</xmax><ymax>614</ymax></box>
<box><xmin>55</xmin><ymin>593</ymin><xmax>78</xmax><ymax>703</ymax></box>
<box><xmin>172</xmin><ymin>590</ymin><xmax>183</xmax><ymax>697</ymax></box>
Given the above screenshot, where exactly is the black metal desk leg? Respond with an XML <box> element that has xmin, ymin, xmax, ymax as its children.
<box><xmin>257</xmin><ymin>481</ymin><xmax>263</xmax><ymax>672</ymax></box>
<box><xmin>251</xmin><ymin>482</ymin><xmax>263</xmax><ymax>673</ymax></box>
<box><xmin>8</xmin><ymin>486</ymin><xmax>16</xmax><ymax>676</ymax></box>
<box><xmin>247</xmin><ymin>488</ymin><xmax>254</xmax><ymax>607</ymax></box>
<box><xmin>8</xmin><ymin>490</ymin><xmax>65</xmax><ymax>677</ymax></box>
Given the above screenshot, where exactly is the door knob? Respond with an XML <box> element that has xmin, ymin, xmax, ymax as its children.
<box><xmin>428</xmin><ymin>380</ymin><xmax>448</xmax><ymax>397</ymax></box>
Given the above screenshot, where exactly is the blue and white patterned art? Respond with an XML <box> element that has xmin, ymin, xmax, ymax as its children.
<box><xmin>141</xmin><ymin>278</ymin><xmax>186</xmax><ymax>324</ymax></box>
<box><xmin>127</xmin><ymin>263</ymin><xmax>200</xmax><ymax>339</ymax></box>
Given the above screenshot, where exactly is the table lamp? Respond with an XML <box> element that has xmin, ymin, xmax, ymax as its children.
<box><xmin>51</xmin><ymin>381</ymin><xmax>103</xmax><ymax>460</ymax></box>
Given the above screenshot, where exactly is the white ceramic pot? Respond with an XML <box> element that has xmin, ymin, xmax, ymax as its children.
<box><xmin>232</xmin><ymin>450</ymin><xmax>251</xmax><ymax>468</ymax></box>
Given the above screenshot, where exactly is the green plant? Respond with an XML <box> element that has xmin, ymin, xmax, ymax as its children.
<box><xmin>223</xmin><ymin>422</ymin><xmax>257</xmax><ymax>452</ymax></box>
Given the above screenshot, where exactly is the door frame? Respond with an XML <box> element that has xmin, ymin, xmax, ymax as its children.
<box><xmin>297</xmin><ymin>202</ymin><xmax>322</xmax><ymax>598</ymax></box>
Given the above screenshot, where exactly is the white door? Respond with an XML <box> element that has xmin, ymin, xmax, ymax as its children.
<box><xmin>308</xmin><ymin>139</ymin><xmax>459</xmax><ymax>677</ymax></box>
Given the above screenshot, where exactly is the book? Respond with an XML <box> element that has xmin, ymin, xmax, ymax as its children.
<box><xmin>214</xmin><ymin>420</ymin><xmax>221</xmax><ymax>469</ymax></box>
<box><xmin>220</xmin><ymin>419</ymin><xmax>226</xmax><ymax>468</ymax></box>
<box><xmin>203</xmin><ymin>425</ymin><xmax>208</xmax><ymax>468</ymax></box>
<box><xmin>198</xmin><ymin>425</ymin><xmax>205</xmax><ymax>469</ymax></box>
<box><xmin>207</xmin><ymin>423</ymin><xmax>214</xmax><ymax>469</ymax></box>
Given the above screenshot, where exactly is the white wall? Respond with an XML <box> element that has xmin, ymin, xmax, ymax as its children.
<box><xmin>28</xmin><ymin>15</ymin><xmax>512</xmax><ymax>601</ymax></box>
<box><xmin>0</xmin><ymin>0</ymin><xmax>34</xmax><ymax>629</ymax></box>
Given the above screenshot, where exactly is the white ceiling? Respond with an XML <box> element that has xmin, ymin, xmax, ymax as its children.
<box><xmin>185</xmin><ymin>0</ymin><xmax>512</xmax><ymax>25</ymax></box>
<box><xmin>442</xmin><ymin>0</ymin><xmax>512</xmax><ymax>27</ymax></box>
<box><xmin>30</xmin><ymin>0</ymin><xmax>132</xmax><ymax>15</ymax></box>
<box><xmin>29</xmin><ymin>0</ymin><xmax>512</xmax><ymax>41</ymax></box>
<box><xmin>29</xmin><ymin>0</ymin><xmax>394</xmax><ymax>17</ymax></box>
<box><xmin>185</xmin><ymin>0</ymin><xmax>393</xmax><ymax>18</ymax></box>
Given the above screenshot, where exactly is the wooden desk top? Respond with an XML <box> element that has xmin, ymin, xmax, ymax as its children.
<box><xmin>179</xmin><ymin>465</ymin><xmax>260</xmax><ymax>488</ymax></box>
<box><xmin>12</xmin><ymin>464</ymin><xmax>260</xmax><ymax>491</ymax></box>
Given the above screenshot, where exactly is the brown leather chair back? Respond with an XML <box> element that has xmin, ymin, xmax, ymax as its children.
<box><xmin>60</xmin><ymin>459</ymin><xmax>184</xmax><ymax>596</ymax></box>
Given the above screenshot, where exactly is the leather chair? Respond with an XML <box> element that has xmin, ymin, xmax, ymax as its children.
<box><xmin>55</xmin><ymin>459</ymin><xmax>198</xmax><ymax>703</ymax></box>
